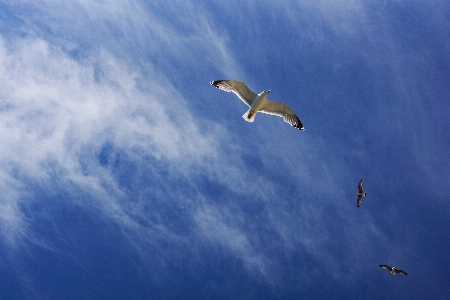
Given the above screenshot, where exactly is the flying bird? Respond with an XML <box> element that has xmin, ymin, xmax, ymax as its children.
<box><xmin>356</xmin><ymin>179</ymin><xmax>367</xmax><ymax>208</ymax></box>
<box><xmin>379</xmin><ymin>265</ymin><xmax>408</xmax><ymax>276</ymax></box>
<box><xmin>210</xmin><ymin>80</ymin><xmax>304</xmax><ymax>130</ymax></box>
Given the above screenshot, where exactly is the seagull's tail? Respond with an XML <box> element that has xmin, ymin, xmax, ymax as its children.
<box><xmin>242</xmin><ymin>109</ymin><xmax>256</xmax><ymax>122</ymax></box>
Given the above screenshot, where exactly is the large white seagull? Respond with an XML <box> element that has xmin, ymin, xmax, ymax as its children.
<box><xmin>210</xmin><ymin>80</ymin><xmax>305</xmax><ymax>130</ymax></box>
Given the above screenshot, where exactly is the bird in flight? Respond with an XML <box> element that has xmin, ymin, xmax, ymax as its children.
<box><xmin>210</xmin><ymin>80</ymin><xmax>304</xmax><ymax>130</ymax></box>
<box><xmin>356</xmin><ymin>179</ymin><xmax>366</xmax><ymax>208</ymax></box>
<box><xmin>379</xmin><ymin>265</ymin><xmax>408</xmax><ymax>276</ymax></box>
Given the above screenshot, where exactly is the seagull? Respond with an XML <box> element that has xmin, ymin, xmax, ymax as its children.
<box><xmin>356</xmin><ymin>179</ymin><xmax>366</xmax><ymax>208</ymax></box>
<box><xmin>379</xmin><ymin>265</ymin><xmax>408</xmax><ymax>276</ymax></box>
<box><xmin>210</xmin><ymin>80</ymin><xmax>304</xmax><ymax>130</ymax></box>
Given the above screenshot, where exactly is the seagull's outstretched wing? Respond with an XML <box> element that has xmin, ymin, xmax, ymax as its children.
<box><xmin>259</xmin><ymin>100</ymin><xmax>305</xmax><ymax>130</ymax></box>
<box><xmin>358</xmin><ymin>180</ymin><xmax>364</xmax><ymax>193</ymax></box>
<box><xmin>357</xmin><ymin>195</ymin><xmax>363</xmax><ymax>208</ymax></box>
<box><xmin>379</xmin><ymin>265</ymin><xmax>393</xmax><ymax>271</ymax></box>
<box><xmin>210</xmin><ymin>80</ymin><xmax>256</xmax><ymax>106</ymax></box>
<box><xmin>395</xmin><ymin>269</ymin><xmax>408</xmax><ymax>275</ymax></box>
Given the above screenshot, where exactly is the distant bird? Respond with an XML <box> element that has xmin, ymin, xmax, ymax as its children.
<box><xmin>210</xmin><ymin>80</ymin><xmax>304</xmax><ymax>130</ymax></box>
<box><xmin>356</xmin><ymin>179</ymin><xmax>366</xmax><ymax>208</ymax></box>
<box><xmin>379</xmin><ymin>265</ymin><xmax>408</xmax><ymax>276</ymax></box>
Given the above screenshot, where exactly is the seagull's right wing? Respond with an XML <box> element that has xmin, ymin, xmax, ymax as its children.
<box><xmin>379</xmin><ymin>265</ymin><xmax>392</xmax><ymax>271</ymax></box>
<box><xmin>210</xmin><ymin>80</ymin><xmax>256</xmax><ymax>107</ymax></box>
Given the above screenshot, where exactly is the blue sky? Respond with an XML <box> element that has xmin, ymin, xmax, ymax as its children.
<box><xmin>0</xmin><ymin>1</ymin><xmax>449</xmax><ymax>299</ymax></box>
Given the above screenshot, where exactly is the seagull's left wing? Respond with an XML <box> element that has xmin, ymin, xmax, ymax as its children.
<box><xmin>395</xmin><ymin>269</ymin><xmax>408</xmax><ymax>275</ymax></box>
<box><xmin>379</xmin><ymin>265</ymin><xmax>392</xmax><ymax>271</ymax></box>
<box><xmin>357</xmin><ymin>195</ymin><xmax>362</xmax><ymax>208</ymax></box>
<box><xmin>259</xmin><ymin>100</ymin><xmax>304</xmax><ymax>130</ymax></box>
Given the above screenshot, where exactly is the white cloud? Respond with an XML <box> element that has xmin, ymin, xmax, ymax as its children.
<box><xmin>0</xmin><ymin>170</ymin><xmax>26</xmax><ymax>249</ymax></box>
<box><xmin>0</xmin><ymin>33</ymin><xmax>214</xmax><ymax>236</ymax></box>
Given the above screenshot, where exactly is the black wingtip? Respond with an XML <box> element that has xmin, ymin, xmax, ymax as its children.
<box><xmin>210</xmin><ymin>80</ymin><xmax>225</xmax><ymax>88</ymax></box>
<box><xmin>292</xmin><ymin>116</ymin><xmax>305</xmax><ymax>131</ymax></box>
<box><xmin>295</xmin><ymin>123</ymin><xmax>305</xmax><ymax>131</ymax></box>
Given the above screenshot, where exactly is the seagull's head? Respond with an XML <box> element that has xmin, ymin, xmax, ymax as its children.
<box><xmin>266</xmin><ymin>90</ymin><xmax>271</xmax><ymax>93</ymax></box>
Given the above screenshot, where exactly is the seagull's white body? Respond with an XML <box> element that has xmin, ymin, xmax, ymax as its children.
<box><xmin>244</xmin><ymin>90</ymin><xmax>270</xmax><ymax>122</ymax></box>
<box><xmin>210</xmin><ymin>80</ymin><xmax>304</xmax><ymax>130</ymax></box>
<box><xmin>379</xmin><ymin>265</ymin><xmax>408</xmax><ymax>276</ymax></box>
